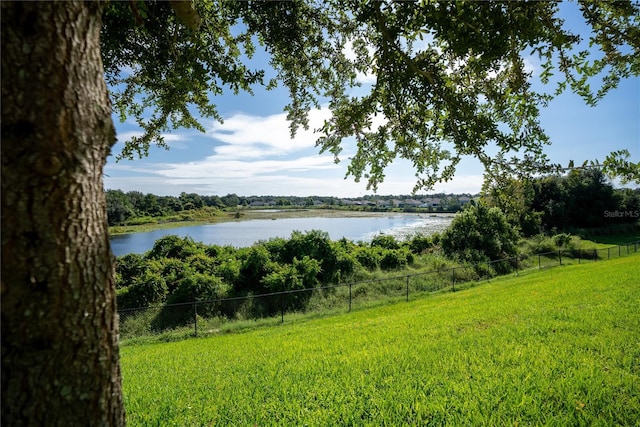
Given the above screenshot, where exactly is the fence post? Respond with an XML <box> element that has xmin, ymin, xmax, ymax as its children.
<box><xmin>194</xmin><ymin>301</ymin><xmax>198</xmax><ymax>337</ymax></box>
<box><xmin>451</xmin><ymin>268</ymin><xmax>455</xmax><ymax>292</ymax></box>
<box><xmin>538</xmin><ymin>254</ymin><xmax>541</xmax><ymax>270</ymax></box>
<box><xmin>515</xmin><ymin>256</ymin><xmax>518</xmax><ymax>276</ymax></box>
<box><xmin>349</xmin><ymin>282</ymin><xmax>352</xmax><ymax>313</ymax></box>
<box><xmin>593</xmin><ymin>249</ymin><xmax>597</xmax><ymax>262</ymax></box>
<box><xmin>558</xmin><ymin>250</ymin><xmax>562</xmax><ymax>266</ymax></box>
<box><xmin>619</xmin><ymin>245</ymin><xmax>621</xmax><ymax>257</ymax></box>
<box><xmin>280</xmin><ymin>294</ymin><xmax>284</xmax><ymax>323</ymax></box>
<box><xmin>406</xmin><ymin>275</ymin><xmax>409</xmax><ymax>302</ymax></box>
<box><xmin>607</xmin><ymin>247</ymin><xmax>610</xmax><ymax>260</ymax></box>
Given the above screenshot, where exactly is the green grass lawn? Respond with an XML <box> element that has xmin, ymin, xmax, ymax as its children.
<box><xmin>121</xmin><ymin>253</ymin><xmax>640</xmax><ymax>426</ymax></box>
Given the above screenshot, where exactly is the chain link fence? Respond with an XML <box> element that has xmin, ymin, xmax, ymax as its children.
<box><xmin>118</xmin><ymin>241</ymin><xmax>639</xmax><ymax>341</ymax></box>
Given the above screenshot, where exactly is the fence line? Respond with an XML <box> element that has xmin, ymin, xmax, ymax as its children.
<box><xmin>117</xmin><ymin>241</ymin><xmax>640</xmax><ymax>340</ymax></box>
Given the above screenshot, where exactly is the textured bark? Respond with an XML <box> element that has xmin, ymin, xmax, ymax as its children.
<box><xmin>1</xmin><ymin>2</ymin><xmax>125</xmax><ymax>425</ymax></box>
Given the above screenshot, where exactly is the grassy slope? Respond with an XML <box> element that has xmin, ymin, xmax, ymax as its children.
<box><xmin>121</xmin><ymin>254</ymin><xmax>640</xmax><ymax>426</ymax></box>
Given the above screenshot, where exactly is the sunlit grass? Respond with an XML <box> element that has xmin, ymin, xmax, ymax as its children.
<box><xmin>121</xmin><ymin>253</ymin><xmax>640</xmax><ymax>425</ymax></box>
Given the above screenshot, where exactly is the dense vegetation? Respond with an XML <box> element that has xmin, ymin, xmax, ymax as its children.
<box><xmin>116</xmin><ymin>230</ymin><xmax>423</xmax><ymax>326</ymax></box>
<box><xmin>106</xmin><ymin>190</ymin><xmax>238</xmax><ymax>226</ymax></box>
<box><xmin>120</xmin><ymin>254</ymin><xmax>640</xmax><ymax>426</ymax></box>
<box><xmin>484</xmin><ymin>169</ymin><xmax>640</xmax><ymax>236</ymax></box>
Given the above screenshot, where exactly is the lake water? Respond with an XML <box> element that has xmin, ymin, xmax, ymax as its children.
<box><xmin>109</xmin><ymin>214</ymin><xmax>454</xmax><ymax>256</ymax></box>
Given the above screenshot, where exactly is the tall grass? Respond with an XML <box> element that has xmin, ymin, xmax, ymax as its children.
<box><xmin>121</xmin><ymin>253</ymin><xmax>640</xmax><ymax>425</ymax></box>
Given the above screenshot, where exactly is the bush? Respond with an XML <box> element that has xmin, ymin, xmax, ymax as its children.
<box><xmin>152</xmin><ymin>273</ymin><xmax>231</xmax><ymax>330</ymax></box>
<box><xmin>238</xmin><ymin>245</ymin><xmax>275</xmax><ymax>292</ymax></box>
<box><xmin>524</xmin><ymin>234</ymin><xmax>557</xmax><ymax>254</ymax></box>
<box><xmin>186</xmin><ymin>253</ymin><xmax>217</xmax><ymax>274</ymax></box>
<box><xmin>552</xmin><ymin>233</ymin><xmax>572</xmax><ymax>248</ymax></box>
<box><xmin>115</xmin><ymin>253</ymin><xmax>147</xmax><ymax>288</ymax></box>
<box><xmin>371</xmin><ymin>234</ymin><xmax>400</xmax><ymax>250</ymax></box>
<box><xmin>441</xmin><ymin>203</ymin><xmax>519</xmax><ymax>264</ymax></box>
<box><xmin>156</xmin><ymin>258</ymin><xmax>194</xmax><ymax>293</ymax></box>
<box><xmin>119</xmin><ymin>270</ymin><xmax>168</xmax><ymax>309</ymax></box>
<box><xmin>260</xmin><ymin>256</ymin><xmax>321</xmax><ymax>313</ymax></box>
<box><xmin>282</xmin><ymin>230</ymin><xmax>338</xmax><ymax>283</ymax></box>
<box><xmin>379</xmin><ymin>248</ymin><xmax>411</xmax><ymax>270</ymax></box>
<box><xmin>169</xmin><ymin>273</ymin><xmax>229</xmax><ymax>305</ymax></box>
<box><xmin>214</xmin><ymin>258</ymin><xmax>241</xmax><ymax>287</ymax></box>
<box><xmin>147</xmin><ymin>235</ymin><xmax>203</xmax><ymax>260</ymax></box>
<box><xmin>355</xmin><ymin>247</ymin><xmax>381</xmax><ymax>271</ymax></box>
<box><xmin>409</xmin><ymin>235</ymin><xmax>434</xmax><ymax>254</ymax></box>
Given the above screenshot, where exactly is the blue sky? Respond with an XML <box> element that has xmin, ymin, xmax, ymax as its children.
<box><xmin>104</xmin><ymin>3</ymin><xmax>639</xmax><ymax>198</ymax></box>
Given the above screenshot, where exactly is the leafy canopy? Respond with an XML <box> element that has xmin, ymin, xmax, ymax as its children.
<box><xmin>102</xmin><ymin>0</ymin><xmax>640</xmax><ymax>191</ymax></box>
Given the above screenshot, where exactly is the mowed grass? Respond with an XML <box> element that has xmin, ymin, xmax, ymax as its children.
<box><xmin>121</xmin><ymin>254</ymin><xmax>640</xmax><ymax>426</ymax></box>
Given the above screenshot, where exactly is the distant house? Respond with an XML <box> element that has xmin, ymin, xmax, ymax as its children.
<box><xmin>403</xmin><ymin>198</ymin><xmax>422</xmax><ymax>207</ymax></box>
<box><xmin>458</xmin><ymin>196</ymin><xmax>473</xmax><ymax>205</ymax></box>
<box><xmin>420</xmin><ymin>197</ymin><xmax>441</xmax><ymax>208</ymax></box>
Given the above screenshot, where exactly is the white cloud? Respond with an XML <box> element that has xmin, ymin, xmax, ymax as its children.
<box><xmin>113</xmin><ymin>130</ymin><xmax>188</xmax><ymax>147</ymax></box>
<box><xmin>114</xmin><ymin>130</ymin><xmax>143</xmax><ymax>144</ymax></box>
<box><xmin>208</xmin><ymin>108</ymin><xmax>332</xmax><ymax>159</ymax></box>
<box><xmin>523</xmin><ymin>55</ymin><xmax>538</xmax><ymax>77</ymax></box>
<box><xmin>156</xmin><ymin>154</ymin><xmax>339</xmax><ymax>180</ymax></box>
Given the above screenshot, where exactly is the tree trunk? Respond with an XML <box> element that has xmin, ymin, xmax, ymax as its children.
<box><xmin>1</xmin><ymin>2</ymin><xmax>125</xmax><ymax>425</ymax></box>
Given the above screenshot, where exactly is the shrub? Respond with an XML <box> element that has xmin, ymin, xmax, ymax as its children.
<box><xmin>214</xmin><ymin>258</ymin><xmax>241</xmax><ymax>287</ymax></box>
<box><xmin>186</xmin><ymin>253</ymin><xmax>217</xmax><ymax>274</ymax></box>
<box><xmin>355</xmin><ymin>247</ymin><xmax>381</xmax><ymax>271</ymax></box>
<box><xmin>441</xmin><ymin>202</ymin><xmax>519</xmax><ymax>264</ymax></box>
<box><xmin>282</xmin><ymin>230</ymin><xmax>338</xmax><ymax>283</ymax></box>
<box><xmin>156</xmin><ymin>258</ymin><xmax>194</xmax><ymax>293</ymax></box>
<box><xmin>118</xmin><ymin>270</ymin><xmax>168</xmax><ymax>309</ymax></box>
<box><xmin>260</xmin><ymin>256</ymin><xmax>321</xmax><ymax>313</ymax></box>
<box><xmin>379</xmin><ymin>248</ymin><xmax>410</xmax><ymax>270</ymax></box>
<box><xmin>524</xmin><ymin>234</ymin><xmax>557</xmax><ymax>254</ymax></box>
<box><xmin>152</xmin><ymin>273</ymin><xmax>231</xmax><ymax>330</ymax></box>
<box><xmin>146</xmin><ymin>235</ymin><xmax>203</xmax><ymax>260</ymax></box>
<box><xmin>238</xmin><ymin>245</ymin><xmax>275</xmax><ymax>292</ymax></box>
<box><xmin>371</xmin><ymin>234</ymin><xmax>400</xmax><ymax>250</ymax></box>
<box><xmin>409</xmin><ymin>235</ymin><xmax>434</xmax><ymax>254</ymax></box>
<box><xmin>333</xmin><ymin>250</ymin><xmax>357</xmax><ymax>282</ymax></box>
<box><xmin>552</xmin><ymin>233</ymin><xmax>572</xmax><ymax>248</ymax></box>
<box><xmin>115</xmin><ymin>253</ymin><xmax>147</xmax><ymax>288</ymax></box>
<box><xmin>169</xmin><ymin>273</ymin><xmax>229</xmax><ymax>305</ymax></box>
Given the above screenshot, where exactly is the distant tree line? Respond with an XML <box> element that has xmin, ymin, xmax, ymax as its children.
<box><xmin>105</xmin><ymin>189</ymin><xmax>477</xmax><ymax>226</ymax></box>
